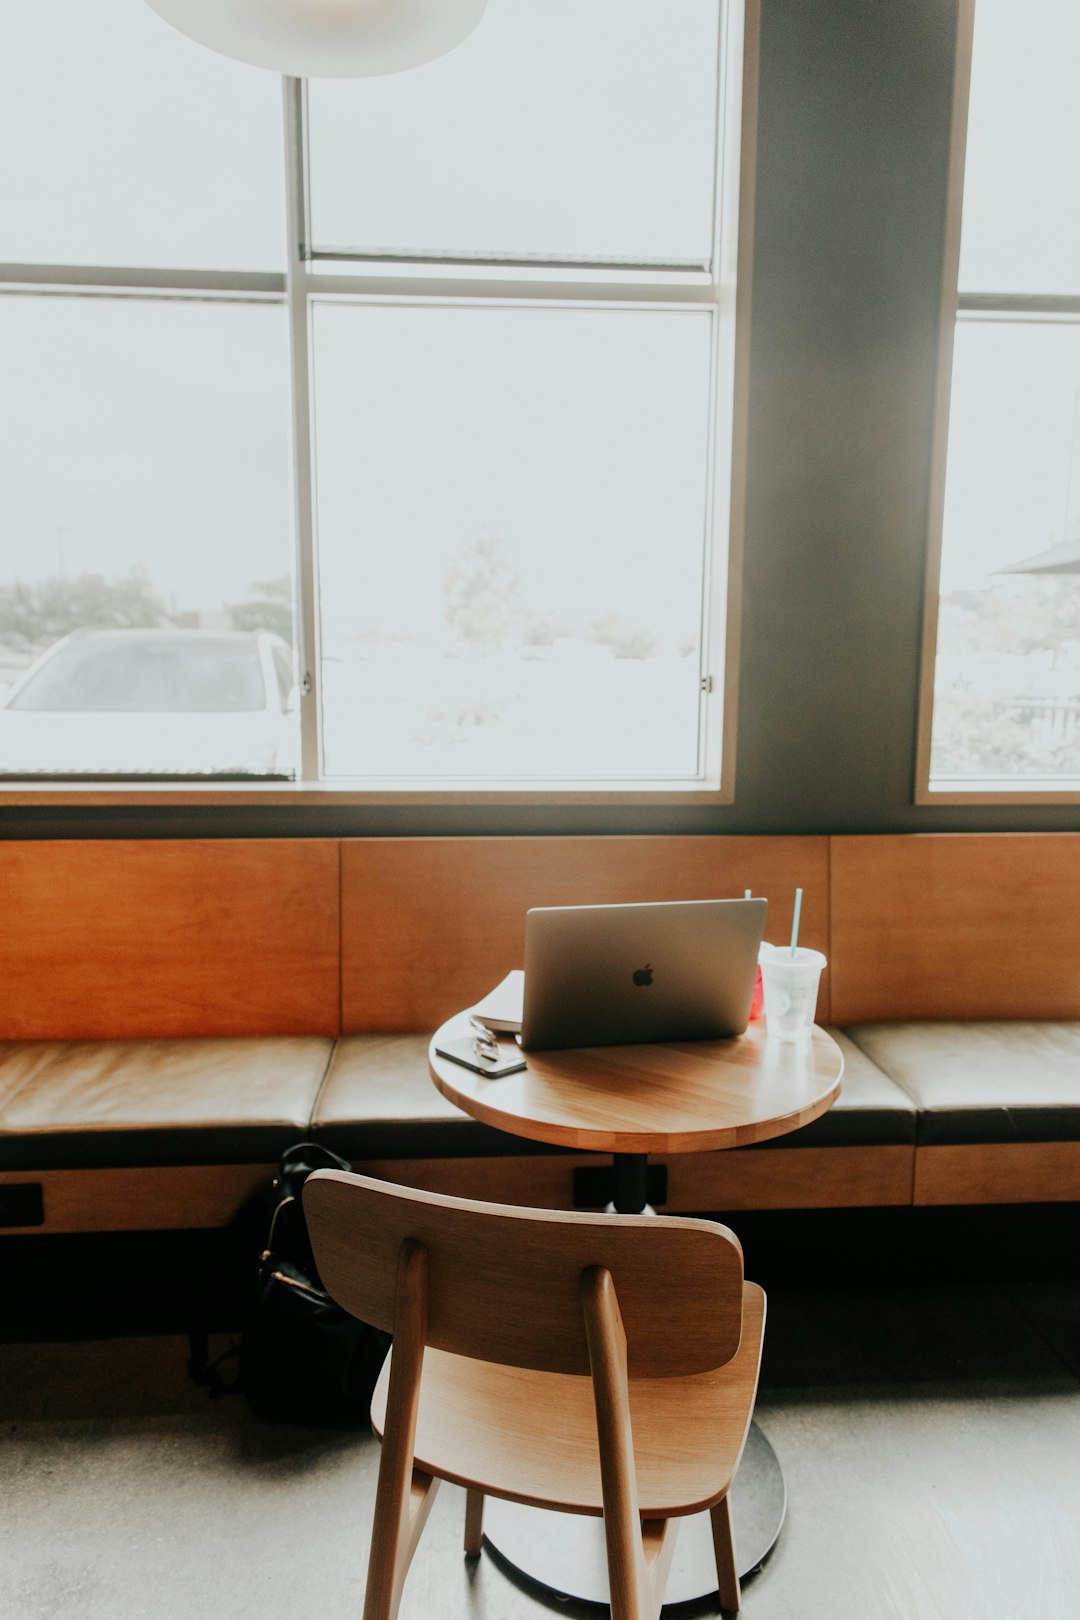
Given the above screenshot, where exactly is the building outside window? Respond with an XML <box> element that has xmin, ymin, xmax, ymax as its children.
<box><xmin>921</xmin><ymin>0</ymin><xmax>1080</xmax><ymax>799</ymax></box>
<box><xmin>0</xmin><ymin>0</ymin><xmax>752</xmax><ymax>801</ymax></box>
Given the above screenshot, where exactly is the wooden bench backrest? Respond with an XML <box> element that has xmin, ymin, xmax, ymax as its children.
<box><xmin>340</xmin><ymin>835</ymin><xmax>829</xmax><ymax>1031</ymax></box>
<box><xmin>303</xmin><ymin>1168</ymin><xmax>744</xmax><ymax>1376</ymax></box>
<box><xmin>4</xmin><ymin>830</ymin><xmax>1078</xmax><ymax>1037</ymax></box>
<box><xmin>829</xmin><ymin>833</ymin><xmax>1080</xmax><ymax>1023</ymax></box>
<box><xmin>0</xmin><ymin>838</ymin><xmax>340</xmax><ymax>1039</ymax></box>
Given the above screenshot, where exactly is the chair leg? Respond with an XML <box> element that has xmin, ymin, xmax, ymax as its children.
<box><xmin>464</xmin><ymin>1489</ymin><xmax>484</xmax><ymax>1556</ymax></box>
<box><xmin>642</xmin><ymin>1518</ymin><xmax>679</xmax><ymax>1616</ymax></box>
<box><xmin>600</xmin><ymin>1515</ymin><xmax>677</xmax><ymax>1620</ymax></box>
<box><xmin>603</xmin><ymin>1518</ymin><xmax>651</xmax><ymax>1620</ymax></box>
<box><xmin>710</xmin><ymin>1496</ymin><xmax>741</xmax><ymax>1614</ymax></box>
<box><xmin>363</xmin><ymin>1241</ymin><xmax>435</xmax><ymax>1620</ymax></box>
<box><xmin>364</xmin><ymin>1468</ymin><xmax>440</xmax><ymax>1620</ymax></box>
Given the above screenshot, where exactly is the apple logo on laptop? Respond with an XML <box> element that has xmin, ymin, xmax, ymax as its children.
<box><xmin>632</xmin><ymin>964</ymin><xmax>654</xmax><ymax>987</ymax></box>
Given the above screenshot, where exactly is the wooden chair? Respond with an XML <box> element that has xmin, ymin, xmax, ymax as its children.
<box><xmin>303</xmin><ymin>1169</ymin><xmax>766</xmax><ymax>1620</ymax></box>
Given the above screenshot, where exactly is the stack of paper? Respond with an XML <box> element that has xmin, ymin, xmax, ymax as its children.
<box><xmin>467</xmin><ymin>969</ymin><xmax>524</xmax><ymax>1033</ymax></box>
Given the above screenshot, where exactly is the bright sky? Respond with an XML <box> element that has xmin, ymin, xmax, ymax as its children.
<box><xmin>0</xmin><ymin>295</ymin><xmax>294</xmax><ymax>614</ymax></box>
<box><xmin>0</xmin><ymin>0</ymin><xmax>720</xmax><ymax>632</ymax></box>
<box><xmin>940</xmin><ymin>0</ymin><xmax>1080</xmax><ymax>592</ymax></box>
<box><xmin>307</xmin><ymin>0</ymin><xmax>719</xmax><ymax>265</ymax></box>
<box><xmin>959</xmin><ymin>0</ymin><xmax>1080</xmax><ymax>296</ymax></box>
<box><xmin>312</xmin><ymin>301</ymin><xmax>714</xmax><ymax>652</ymax></box>
<box><xmin>941</xmin><ymin>319</ymin><xmax>1080</xmax><ymax>591</ymax></box>
<box><xmin>0</xmin><ymin>0</ymin><xmax>284</xmax><ymax>271</ymax></box>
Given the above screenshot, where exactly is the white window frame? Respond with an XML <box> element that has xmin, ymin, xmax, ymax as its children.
<box><xmin>916</xmin><ymin>0</ymin><xmax>1080</xmax><ymax>804</ymax></box>
<box><xmin>0</xmin><ymin>0</ymin><xmax>758</xmax><ymax>807</ymax></box>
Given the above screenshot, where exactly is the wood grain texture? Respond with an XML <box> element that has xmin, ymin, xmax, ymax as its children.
<box><xmin>710</xmin><ymin>1495</ymin><xmax>740</xmax><ymax>1614</ymax></box>
<box><xmin>0</xmin><ymin>839</ymin><xmax>340</xmax><ymax>1038</ymax></box>
<box><xmin>341</xmin><ymin>836</ymin><xmax>830</xmax><ymax>1032</ymax></box>
<box><xmin>351</xmin><ymin>1146</ymin><xmax>914</xmax><ymax>1213</ymax></box>
<box><xmin>304</xmin><ymin>1170</ymin><xmax>746</xmax><ymax>1378</ymax></box>
<box><xmin>830</xmin><ymin>834</ymin><xmax>1080</xmax><ymax>1022</ymax></box>
<box><xmin>463</xmin><ymin>1489</ymin><xmax>484</xmax><ymax>1557</ymax></box>
<box><xmin>429</xmin><ymin>1017</ymin><xmax>843</xmax><ymax>1154</ymax></box>
<box><xmin>0</xmin><ymin>1164</ymin><xmax>275</xmax><ymax>1232</ymax></box>
<box><xmin>668</xmin><ymin>1143</ymin><xmax>915</xmax><ymax>1211</ymax></box>
<box><xmin>914</xmin><ymin>1142</ymin><xmax>1080</xmax><ymax>1206</ymax></box>
<box><xmin>583</xmin><ymin>1266</ymin><xmax>677</xmax><ymax>1620</ymax></box>
<box><xmin>363</xmin><ymin>1240</ymin><xmax>438</xmax><ymax>1620</ymax></box>
<box><xmin>346</xmin><ymin>1196</ymin><xmax>764</xmax><ymax>1617</ymax></box>
<box><xmin>368</xmin><ymin>1282</ymin><xmax>767</xmax><ymax>1519</ymax></box>
<box><xmin>350</xmin><ymin>1154</ymin><xmax>602</xmax><ymax>1210</ymax></box>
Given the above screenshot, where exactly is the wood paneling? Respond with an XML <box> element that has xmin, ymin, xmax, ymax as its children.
<box><xmin>352</xmin><ymin>1145</ymin><xmax>915</xmax><ymax>1213</ymax></box>
<box><xmin>830</xmin><ymin>834</ymin><xmax>1080</xmax><ymax>1022</ymax></box>
<box><xmin>0</xmin><ymin>839</ymin><xmax>340</xmax><ymax>1038</ymax></box>
<box><xmin>914</xmin><ymin>1143</ymin><xmax>1080</xmax><ymax>1206</ymax></box>
<box><xmin>671</xmin><ymin>1145</ymin><xmax>915</xmax><ymax>1211</ymax></box>
<box><xmin>1</xmin><ymin>1164</ymin><xmax>274</xmax><ymax>1233</ymax></box>
<box><xmin>341</xmin><ymin>836</ymin><xmax>830</xmax><ymax>1032</ymax></box>
<box><xmin>352</xmin><ymin>1155</ymin><xmax>600</xmax><ymax>1210</ymax></box>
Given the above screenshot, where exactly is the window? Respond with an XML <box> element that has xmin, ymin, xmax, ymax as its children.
<box><xmin>920</xmin><ymin>0</ymin><xmax>1080</xmax><ymax>799</ymax></box>
<box><xmin>0</xmin><ymin>0</ymin><xmax>752</xmax><ymax>799</ymax></box>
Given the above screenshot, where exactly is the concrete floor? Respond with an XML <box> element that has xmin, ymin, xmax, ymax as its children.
<box><xmin>3</xmin><ymin>1278</ymin><xmax>1079</xmax><ymax>1620</ymax></box>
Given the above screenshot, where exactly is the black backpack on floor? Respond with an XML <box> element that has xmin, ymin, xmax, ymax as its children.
<box><xmin>190</xmin><ymin>1143</ymin><xmax>390</xmax><ymax>1427</ymax></box>
<box><xmin>241</xmin><ymin>1142</ymin><xmax>391</xmax><ymax>1426</ymax></box>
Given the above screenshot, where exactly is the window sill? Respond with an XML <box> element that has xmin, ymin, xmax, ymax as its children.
<box><xmin>0</xmin><ymin>777</ymin><xmax>734</xmax><ymax>808</ymax></box>
<box><xmin>918</xmin><ymin>776</ymin><xmax>1080</xmax><ymax>805</ymax></box>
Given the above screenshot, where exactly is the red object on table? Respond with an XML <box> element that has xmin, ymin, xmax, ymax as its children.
<box><xmin>749</xmin><ymin>965</ymin><xmax>764</xmax><ymax>1020</ymax></box>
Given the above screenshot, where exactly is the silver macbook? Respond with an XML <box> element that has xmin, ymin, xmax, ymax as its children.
<box><xmin>520</xmin><ymin>898</ymin><xmax>767</xmax><ymax>1052</ymax></box>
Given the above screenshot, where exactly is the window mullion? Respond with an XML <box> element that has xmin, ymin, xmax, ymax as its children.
<box><xmin>283</xmin><ymin>77</ymin><xmax>322</xmax><ymax>784</ymax></box>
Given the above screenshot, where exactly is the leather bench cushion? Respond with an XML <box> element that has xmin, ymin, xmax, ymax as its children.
<box><xmin>311</xmin><ymin>1027</ymin><xmax>914</xmax><ymax>1159</ymax></box>
<box><xmin>310</xmin><ymin>1034</ymin><xmax>553</xmax><ymax>1159</ymax></box>
<box><xmin>843</xmin><ymin>1022</ymin><xmax>1080</xmax><ymax>1145</ymax></box>
<box><xmin>0</xmin><ymin>1038</ymin><xmax>335</xmax><ymax>1170</ymax></box>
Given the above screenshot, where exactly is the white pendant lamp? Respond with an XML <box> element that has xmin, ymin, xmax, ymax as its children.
<box><xmin>144</xmin><ymin>0</ymin><xmax>488</xmax><ymax>78</ymax></box>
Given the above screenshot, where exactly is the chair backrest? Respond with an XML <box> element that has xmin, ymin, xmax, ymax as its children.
<box><xmin>303</xmin><ymin>1170</ymin><xmax>745</xmax><ymax>1377</ymax></box>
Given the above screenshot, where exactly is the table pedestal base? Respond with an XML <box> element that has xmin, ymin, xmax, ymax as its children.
<box><xmin>482</xmin><ymin>1421</ymin><xmax>785</xmax><ymax>1608</ymax></box>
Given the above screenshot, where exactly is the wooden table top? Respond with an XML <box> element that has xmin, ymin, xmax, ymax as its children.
<box><xmin>429</xmin><ymin>1014</ymin><xmax>844</xmax><ymax>1155</ymax></box>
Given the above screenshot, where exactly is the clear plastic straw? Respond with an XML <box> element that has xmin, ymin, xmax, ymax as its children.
<box><xmin>790</xmin><ymin>887</ymin><xmax>803</xmax><ymax>956</ymax></box>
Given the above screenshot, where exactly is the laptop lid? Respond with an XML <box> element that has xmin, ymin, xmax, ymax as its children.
<box><xmin>520</xmin><ymin>897</ymin><xmax>768</xmax><ymax>1052</ymax></box>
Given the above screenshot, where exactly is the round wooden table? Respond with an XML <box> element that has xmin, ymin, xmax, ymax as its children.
<box><xmin>428</xmin><ymin>1013</ymin><xmax>844</xmax><ymax>1606</ymax></box>
<box><xmin>431</xmin><ymin>1012</ymin><xmax>843</xmax><ymax>1209</ymax></box>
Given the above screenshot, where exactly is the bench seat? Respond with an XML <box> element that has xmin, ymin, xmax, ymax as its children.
<box><xmin>844</xmin><ymin>1022</ymin><xmax>1080</xmax><ymax>1205</ymax></box>
<box><xmin>313</xmin><ymin>1028</ymin><xmax>915</xmax><ymax>1154</ymax></box>
<box><xmin>0</xmin><ymin>1038</ymin><xmax>336</xmax><ymax>1170</ymax></box>
<box><xmin>843</xmin><ymin>1022</ymin><xmax>1080</xmax><ymax>1144</ymax></box>
<box><xmin>310</xmin><ymin>1034</ymin><xmax>557</xmax><ymax>1160</ymax></box>
<box><xmin>8</xmin><ymin>1020</ymin><xmax>1080</xmax><ymax>1229</ymax></box>
<box><xmin>0</xmin><ymin>1038</ymin><xmax>335</xmax><ymax>1234</ymax></box>
<box><xmin>311</xmin><ymin>1028</ymin><xmax>918</xmax><ymax>1213</ymax></box>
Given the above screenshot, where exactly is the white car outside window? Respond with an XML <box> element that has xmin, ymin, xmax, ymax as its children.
<box><xmin>0</xmin><ymin>628</ymin><xmax>297</xmax><ymax>777</ymax></box>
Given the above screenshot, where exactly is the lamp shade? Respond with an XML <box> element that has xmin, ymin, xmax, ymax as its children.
<box><xmin>144</xmin><ymin>0</ymin><xmax>487</xmax><ymax>78</ymax></box>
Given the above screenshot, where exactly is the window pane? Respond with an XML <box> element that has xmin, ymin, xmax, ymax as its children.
<box><xmin>0</xmin><ymin>296</ymin><xmax>297</xmax><ymax>778</ymax></box>
<box><xmin>959</xmin><ymin>0</ymin><xmax>1080</xmax><ymax>295</ymax></box>
<box><xmin>307</xmin><ymin>0</ymin><xmax>720</xmax><ymax>268</ymax></box>
<box><xmin>312</xmin><ymin>302</ymin><xmax>714</xmax><ymax>782</ymax></box>
<box><xmin>930</xmin><ymin>318</ymin><xmax>1080</xmax><ymax>788</ymax></box>
<box><xmin>0</xmin><ymin>0</ymin><xmax>285</xmax><ymax>271</ymax></box>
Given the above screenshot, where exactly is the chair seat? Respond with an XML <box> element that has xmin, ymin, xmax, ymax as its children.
<box><xmin>372</xmin><ymin>1280</ymin><xmax>765</xmax><ymax>1520</ymax></box>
